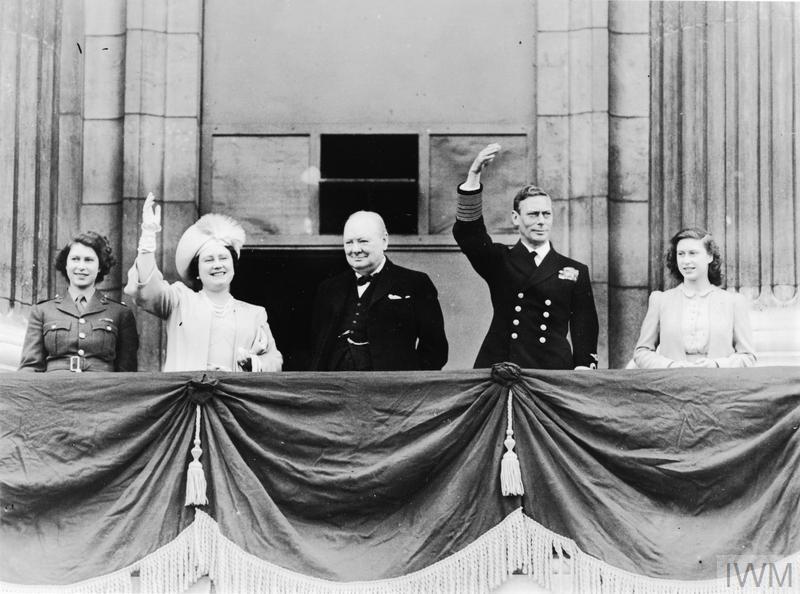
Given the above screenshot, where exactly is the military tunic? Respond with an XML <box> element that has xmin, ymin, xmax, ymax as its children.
<box><xmin>19</xmin><ymin>292</ymin><xmax>139</xmax><ymax>372</ymax></box>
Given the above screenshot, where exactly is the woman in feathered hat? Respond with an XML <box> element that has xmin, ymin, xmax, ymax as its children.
<box><xmin>124</xmin><ymin>194</ymin><xmax>282</xmax><ymax>372</ymax></box>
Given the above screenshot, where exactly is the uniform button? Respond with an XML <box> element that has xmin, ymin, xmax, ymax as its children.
<box><xmin>540</xmin><ymin>324</ymin><xmax>547</xmax><ymax>331</ymax></box>
<box><xmin>511</xmin><ymin>332</ymin><xmax>518</xmax><ymax>339</ymax></box>
<box><xmin>79</xmin><ymin>318</ymin><xmax>86</xmax><ymax>324</ymax></box>
<box><xmin>514</xmin><ymin>305</ymin><xmax>521</xmax><ymax>312</ymax></box>
<box><xmin>51</xmin><ymin>324</ymin><xmax>57</xmax><ymax>330</ymax></box>
<box><xmin>78</xmin><ymin>332</ymin><xmax>86</xmax><ymax>339</ymax></box>
<box><xmin>512</xmin><ymin>319</ymin><xmax>519</xmax><ymax>326</ymax></box>
<box><xmin>77</xmin><ymin>349</ymin><xmax>85</xmax><ymax>356</ymax></box>
<box><xmin>543</xmin><ymin>312</ymin><xmax>550</xmax><ymax>318</ymax></box>
<box><xmin>106</xmin><ymin>326</ymin><xmax>112</xmax><ymax>331</ymax></box>
<box><xmin>545</xmin><ymin>299</ymin><xmax>552</xmax><ymax>306</ymax></box>
<box><xmin>517</xmin><ymin>292</ymin><xmax>524</xmax><ymax>299</ymax></box>
<box><xmin>539</xmin><ymin>337</ymin><xmax>546</xmax><ymax>344</ymax></box>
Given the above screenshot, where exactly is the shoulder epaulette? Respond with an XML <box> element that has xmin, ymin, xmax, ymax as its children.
<box><xmin>101</xmin><ymin>294</ymin><xmax>129</xmax><ymax>307</ymax></box>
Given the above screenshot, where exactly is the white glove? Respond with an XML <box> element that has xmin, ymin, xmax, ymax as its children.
<box><xmin>138</xmin><ymin>193</ymin><xmax>162</xmax><ymax>253</ymax></box>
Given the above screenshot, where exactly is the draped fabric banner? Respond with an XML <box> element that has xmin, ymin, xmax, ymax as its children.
<box><xmin>1</xmin><ymin>367</ymin><xmax>799</xmax><ymax>593</ymax></box>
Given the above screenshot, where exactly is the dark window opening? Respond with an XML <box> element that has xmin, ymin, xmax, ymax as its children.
<box><xmin>319</xmin><ymin>134</ymin><xmax>418</xmax><ymax>234</ymax></box>
<box><xmin>231</xmin><ymin>248</ymin><xmax>350</xmax><ymax>371</ymax></box>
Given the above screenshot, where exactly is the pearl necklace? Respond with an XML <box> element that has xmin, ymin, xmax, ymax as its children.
<box><xmin>202</xmin><ymin>291</ymin><xmax>234</xmax><ymax>317</ymax></box>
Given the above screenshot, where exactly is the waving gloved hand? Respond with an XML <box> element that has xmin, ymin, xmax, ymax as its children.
<box><xmin>138</xmin><ymin>193</ymin><xmax>162</xmax><ymax>253</ymax></box>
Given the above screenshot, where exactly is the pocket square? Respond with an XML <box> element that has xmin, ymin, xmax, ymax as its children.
<box><xmin>558</xmin><ymin>267</ymin><xmax>579</xmax><ymax>281</ymax></box>
<box><xmin>388</xmin><ymin>294</ymin><xmax>411</xmax><ymax>300</ymax></box>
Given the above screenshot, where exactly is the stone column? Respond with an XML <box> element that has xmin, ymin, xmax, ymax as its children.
<box><xmin>0</xmin><ymin>0</ymin><xmax>61</xmax><ymax>312</ymax></box>
<box><xmin>82</xmin><ymin>0</ymin><xmax>126</xmax><ymax>293</ymax></box>
<box><xmin>124</xmin><ymin>0</ymin><xmax>203</xmax><ymax>370</ymax></box>
<box><xmin>607</xmin><ymin>1</ymin><xmax>650</xmax><ymax>368</ymax></box>
<box><xmin>536</xmin><ymin>0</ymin><xmax>610</xmax><ymax>367</ymax></box>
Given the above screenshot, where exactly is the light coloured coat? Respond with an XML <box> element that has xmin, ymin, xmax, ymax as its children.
<box><xmin>125</xmin><ymin>267</ymin><xmax>282</xmax><ymax>372</ymax></box>
<box><xmin>633</xmin><ymin>285</ymin><xmax>756</xmax><ymax>368</ymax></box>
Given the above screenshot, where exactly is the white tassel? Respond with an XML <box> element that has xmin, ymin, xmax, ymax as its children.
<box><xmin>500</xmin><ymin>389</ymin><xmax>525</xmax><ymax>496</ymax></box>
<box><xmin>185</xmin><ymin>405</ymin><xmax>209</xmax><ymax>506</ymax></box>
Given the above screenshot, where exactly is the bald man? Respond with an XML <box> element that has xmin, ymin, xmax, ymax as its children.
<box><xmin>310</xmin><ymin>211</ymin><xmax>448</xmax><ymax>371</ymax></box>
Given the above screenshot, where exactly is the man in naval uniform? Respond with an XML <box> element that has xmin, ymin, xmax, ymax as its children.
<box><xmin>453</xmin><ymin>143</ymin><xmax>599</xmax><ymax>370</ymax></box>
<box><xmin>310</xmin><ymin>210</ymin><xmax>448</xmax><ymax>371</ymax></box>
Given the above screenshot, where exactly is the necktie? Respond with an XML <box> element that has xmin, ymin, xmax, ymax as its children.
<box><xmin>76</xmin><ymin>296</ymin><xmax>87</xmax><ymax>313</ymax></box>
<box><xmin>531</xmin><ymin>250</ymin><xmax>538</xmax><ymax>268</ymax></box>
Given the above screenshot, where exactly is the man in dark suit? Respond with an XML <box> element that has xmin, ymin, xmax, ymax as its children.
<box><xmin>310</xmin><ymin>211</ymin><xmax>448</xmax><ymax>371</ymax></box>
<box><xmin>453</xmin><ymin>143</ymin><xmax>599</xmax><ymax>370</ymax></box>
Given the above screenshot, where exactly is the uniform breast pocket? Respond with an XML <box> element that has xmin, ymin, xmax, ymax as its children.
<box><xmin>92</xmin><ymin>321</ymin><xmax>118</xmax><ymax>355</ymax></box>
<box><xmin>43</xmin><ymin>322</ymin><xmax>71</xmax><ymax>356</ymax></box>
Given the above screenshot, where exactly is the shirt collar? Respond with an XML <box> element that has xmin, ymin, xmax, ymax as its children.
<box><xmin>679</xmin><ymin>283</ymin><xmax>715</xmax><ymax>298</ymax></box>
<box><xmin>354</xmin><ymin>256</ymin><xmax>387</xmax><ymax>280</ymax></box>
<box><xmin>521</xmin><ymin>240</ymin><xmax>550</xmax><ymax>259</ymax></box>
<box><xmin>68</xmin><ymin>287</ymin><xmax>96</xmax><ymax>303</ymax></box>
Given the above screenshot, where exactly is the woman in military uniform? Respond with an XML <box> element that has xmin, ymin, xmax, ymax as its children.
<box><xmin>19</xmin><ymin>232</ymin><xmax>139</xmax><ymax>372</ymax></box>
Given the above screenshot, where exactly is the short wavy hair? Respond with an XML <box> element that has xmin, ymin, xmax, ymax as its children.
<box><xmin>512</xmin><ymin>185</ymin><xmax>551</xmax><ymax>213</ymax></box>
<box><xmin>665</xmin><ymin>227</ymin><xmax>723</xmax><ymax>286</ymax></box>
<box><xmin>55</xmin><ymin>232</ymin><xmax>116</xmax><ymax>285</ymax></box>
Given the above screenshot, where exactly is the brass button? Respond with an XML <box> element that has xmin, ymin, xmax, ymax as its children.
<box><xmin>545</xmin><ymin>299</ymin><xmax>552</xmax><ymax>306</ymax></box>
<box><xmin>512</xmin><ymin>319</ymin><xmax>519</xmax><ymax>326</ymax></box>
<box><xmin>511</xmin><ymin>332</ymin><xmax>518</xmax><ymax>339</ymax></box>
<box><xmin>78</xmin><ymin>332</ymin><xmax>86</xmax><ymax>339</ymax></box>
<box><xmin>540</xmin><ymin>324</ymin><xmax>547</xmax><ymax>331</ymax></box>
<box><xmin>51</xmin><ymin>324</ymin><xmax>57</xmax><ymax>329</ymax></box>
<box><xmin>517</xmin><ymin>292</ymin><xmax>524</xmax><ymax>299</ymax></box>
<box><xmin>77</xmin><ymin>349</ymin><xmax>85</xmax><ymax>356</ymax></box>
<box><xmin>543</xmin><ymin>312</ymin><xmax>550</xmax><ymax>318</ymax></box>
<box><xmin>79</xmin><ymin>318</ymin><xmax>86</xmax><ymax>324</ymax></box>
<box><xmin>514</xmin><ymin>305</ymin><xmax>521</xmax><ymax>312</ymax></box>
<box><xmin>539</xmin><ymin>337</ymin><xmax>546</xmax><ymax>344</ymax></box>
<box><xmin>106</xmin><ymin>326</ymin><xmax>112</xmax><ymax>330</ymax></box>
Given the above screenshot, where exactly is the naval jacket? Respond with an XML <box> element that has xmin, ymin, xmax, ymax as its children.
<box><xmin>453</xmin><ymin>216</ymin><xmax>599</xmax><ymax>370</ymax></box>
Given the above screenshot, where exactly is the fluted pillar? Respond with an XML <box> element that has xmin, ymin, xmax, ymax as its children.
<box><xmin>607</xmin><ymin>1</ymin><xmax>650</xmax><ymax>368</ymax></box>
<box><xmin>0</xmin><ymin>1</ymin><xmax>61</xmax><ymax>312</ymax></box>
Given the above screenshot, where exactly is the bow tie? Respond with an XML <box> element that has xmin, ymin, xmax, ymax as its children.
<box><xmin>356</xmin><ymin>273</ymin><xmax>377</xmax><ymax>286</ymax></box>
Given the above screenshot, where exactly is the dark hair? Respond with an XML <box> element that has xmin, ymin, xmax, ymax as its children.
<box><xmin>188</xmin><ymin>245</ymin><xmax>239</xmax><ymax>291</ymax></box>
<box><xmin>55</xmin><ymin>232</ymin><xmax>116</xmax><ymax>285</ymax></box>
<box><xmin>512</xmin><ymin>185</ymin><xmax>551</xmax><ymax>213</ymax></box>
<box><xmin>665</xmin><ymin>227</ymin><xmax>723</xmax><ymax>286</ymax></box>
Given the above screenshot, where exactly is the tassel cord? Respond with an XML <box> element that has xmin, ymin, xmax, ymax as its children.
<box><xmin>185</xmin><ymin>404</ymin><xmax>209</xmax><ymax>507</ymax></box>
<box><xmin>500</xmin><ymin>387</ymin><xmax>525</xmax><ymax>497</ymax></box>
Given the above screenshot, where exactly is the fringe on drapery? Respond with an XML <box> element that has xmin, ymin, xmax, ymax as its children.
<box><xmin>3</xmin><ymin>510</ymin><xmax>800</xmax><ymax>594</ymax></box>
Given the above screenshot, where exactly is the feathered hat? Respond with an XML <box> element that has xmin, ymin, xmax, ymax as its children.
<box><xmin>175</xmin><ymin>213</ymin><xmax>246</xmax><ymax>285</ymax></box>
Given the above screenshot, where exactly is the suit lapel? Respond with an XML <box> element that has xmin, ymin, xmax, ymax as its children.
<box><xmin>509</xmin><ymin>241</ymin><xmax>560</xmax><ymax>289</ymax></box>
<box><xmin>367</xmin><ymin>259</ymin><xmax>393</xmax><ymax>309</ymax></box>
<box><xmin>332</xmin><ymin>272</ymin><xmax>355</xmax><ymax>317</ymax></box>
<box><xmin>82</xmin><ymin>292</ymin><xmax>108</xmax><ymax>317</ymax></box>
<box><xmin>524</xmin><ymin>248</ymin><xmax>560</xmax><ymax>288</ymax></box>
